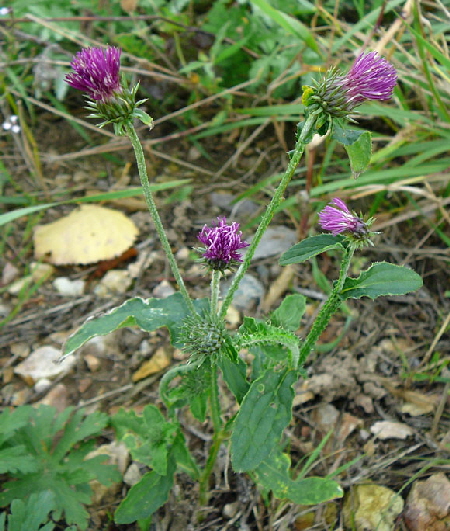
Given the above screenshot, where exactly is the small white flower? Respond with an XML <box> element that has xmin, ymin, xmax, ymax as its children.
<box><xmin>0</xmin><ymin>7</ymin><xmax>11</xmax><ymax>15</ymax></box>
<box><xmin>2</xmin><ymin>115</ymin><xmax>21</xmax><ymax>133</ymax></box>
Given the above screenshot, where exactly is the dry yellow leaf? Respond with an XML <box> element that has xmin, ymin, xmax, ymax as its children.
<box><xmin>132</xmin><ymin>347</ymin><xmax>171</xmax><ymax>381</ymax></box>
<box><xmin>34</xmin><ymin>205</ymin><xmax>138</xmax><ymax>265</ymax></box>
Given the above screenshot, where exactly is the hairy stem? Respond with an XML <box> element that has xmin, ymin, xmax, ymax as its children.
<box><xmin>219</xmin><ymin>113</ymin><xmax>318</xmax><ymax>318</ymax></box>
<box><xmin>125</xmin><ymin>125</ymin><xmax>195</xmax><ymax>314</ymax></box>
<box><xmin>298</xmin><ymin>245</ymin><xmax>355</xmax><ymax>365</ymax></box>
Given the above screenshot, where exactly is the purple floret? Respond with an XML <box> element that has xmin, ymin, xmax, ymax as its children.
<box><xmin>338</xmin><ymin>52</ymin><xmax>397</xmax><ymax>108</ymax></box>
<box><xmin>319</xmin><ymin>198</ymin><xmax>367</xmax><ymax>236</ymax></box>
<box><xmin>65</xmin><ymin>47</ymin><xmax>122</xmax><ymax>101</ymax></box>
<box><xmin>198</xmin><ymin>217</ymin><xmax>249</xmax><ymax>269</ymax></box>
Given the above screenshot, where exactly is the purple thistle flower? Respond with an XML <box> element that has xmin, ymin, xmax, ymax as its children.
<box><xmin>198</xmin><ymin>217</ymin><xmax>249</xmax><ymax>270</ymax></box>
<box><xmin>319</xmin><ymin>198</ymin><xmax>367</xmax><ymax>237</ymax></box>
<box><xmin>337</xmin><ymin>52</ymin><xmax>397</xmax><ymax>108</ymax></box>
<box><xmin>304</xmin><ymin>52</ymin><xmax>397</xmax><ymax>118</ymax></box>
<box><xmin>65</xmin><ymin>46</ymin><xmax>122</xmax><ymax>101</ymax></box>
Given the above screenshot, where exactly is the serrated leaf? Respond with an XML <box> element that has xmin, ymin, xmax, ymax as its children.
<box><xmin>6</xmin><ymin>491</ymin><xmax>56</xmax><ymax>531</ymax></box>
<box><xmin>238</xmin><ymin>317</ymin><xmax>300</xmax><ymax>367</ymax></box>
<box><xmin>53</xmin><ymin>409</ymin><xmax>109</xmax><ymax>461</ymax></box>
<box><xmin>115</xmin><ymin>460</ymin><xmax>176</xmax><ymax>524</ymax></box>
<box><xmin>0</xmin><ymin>446</ymin><xmax>38</xmax><ymax>475</ymax></box>
<box><xmin>270</xmin><ymin>294</ymin><xmax>306</xmax><ymax>331</ymax></box>
<box><xmin>231</xmin><ymin>368</ymin><xmax>297</xmax><ymax>472</ymax></box>
<box><xmin>253</xmin><ymin>451</ymin><xmax>343</xmax><ymax>504</ymax></box>
<box><xmin>344</xmin><ymin>130</ymin><xmax>372</xmax><ymax>177</ymax></box>
<box><xmin>341</xmin><ymin>262</ymin><xmax>423</xmax><ymax>300</ymax></box>
<box><xmin>0</xmin><ymin>406</ymin><xmax>33</xmax><ymax>445</ymax></box>
<box><xmin>0</xmin><ymin>406</ymin><xmax>120</xmax><ymax>531</ymax></box>
<box><xmin>280</xmin><ymin>235</ymin><xmax>345</xmax><ymax>265</ymax></box>
<box><xmin>112</xmin><ymin>405</ymin><xmax>178</xmax><ymax>476</ymax></box>
<box><xmin>63</xmin><ymin>294</ymin><xmax>208</xmax><ymax>358</ymax></box>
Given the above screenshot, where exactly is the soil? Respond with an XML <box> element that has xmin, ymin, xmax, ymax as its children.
<box><xmin>1</xmin><ymin>112</ymin><xmax>450</xmax><ymax>531</ymax></box>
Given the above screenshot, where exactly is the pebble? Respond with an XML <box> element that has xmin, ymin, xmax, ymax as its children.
<box><xmin>94</xmin><ymin>269</ymin><xmax>132</xmax><ymax>297</ymax></box>
<box><xmin>53</xmin><ymin>276</ymin><xmax>85</xmax><ymax>296</ymax></box>
<box><xmin>246</xmin><ymin>226</ymin><xmax>297</xmax><ymax>260</ymax></box>
<box><xmin>152</xmin><ymin>280</ymin><xmax>175</xmax><ymax>298</ymax></box>
<box><xmin>14</xmin><ymin>345</ymin><xmax>77</xmax><ymax>383</ymax></box>
<box><xmin>221</xmin><ymin>274</ymin><xmax>265</xmax><ymax>312</ymax></box>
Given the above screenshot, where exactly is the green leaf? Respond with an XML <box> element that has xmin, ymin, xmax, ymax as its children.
<box><xmin>253</xmin><ymin>450</ymin><xmax>343</xmax><ymax>505</ymax></box>
<box><xmin>114</xmin><ymin>460</ymin><xmax>176</xmax><ymax>524</ymax></box>
<box><xmin>231</xmin><ymin>368</ymin><xmax>297</xmax><ymax>472</ymax></box>
<box><xmin>341</xmin><ymin>262</ymin><xmax>423</xmax><ymax>300</ymax></box>
<box><xmin>63</xmin><ymin>294</ymin><xmax>208</xmax><ymax>358</ymax></box>
<box><xmin>171</xmin><ymin>432</ymin><xmax>200</xmax><ymax>480</ymax></box>
<box><xmin>5</xmin><ymin>491</ymin><xmax>56</xmax><ymax>531</ymax></box>
<box><xmin>218</xmin><ymin>355</ymin><xmax>249</xmax><ymax>404</ymax></box>
<box><xmin>112</xmin><ymin>405</ymin><xmax>179</xmax><ymax>476</ymax></box>
<box><xmin>270</xmin><ymin>294</ymin><xmax>306</xmax><ymax>331</ymax></box>
<box><xmin>343</xmin><ymin>130</ymin><xmax>372</xmax><ymax>177</ymax></box>
<box><xmin>0</xmin><ymin>406</ymin><xmax>120</xmax><ymax>530</ymax></box>
<box><xmin>0</xmin><ymin>446</ymin><xmax>38</xmax><ymax>475</ymax></box>
<box><xmin>53</xmin><ymin>409</ymin><xmax>109</xmax><ymax>461</ymax></box>
<box><xmin>249</xmin><ymin>0</ymin><xmax>319</xmax><ymax>53</ymax></box>
<box><xmin>280</xmin><ymin>235</ymin><xmax>345</xmax><ymax>265</ymax></box>
<box><xmin>331</xmin><ymin>122</ymin><xmax>365</xmax><ymax>146</ymax></box>
<box><xmin>0</xmin><ymin>406</ymin><xmax>33</xmax><ymax>445</ymax></box>
<box><xmin>237</xmin><ymin>317</ymin><xmax>300</xmax><ymax>368</ymax></box>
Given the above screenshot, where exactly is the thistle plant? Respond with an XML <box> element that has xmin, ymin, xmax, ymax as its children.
<box><xmin>61</xmin><ymin>47</ymin><xmax>422</xmax><ymax>525</ymax></box>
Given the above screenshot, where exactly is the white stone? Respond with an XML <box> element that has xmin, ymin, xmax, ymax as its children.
<box><xmin>94</xmin><ymin>269</ymin><xmax>132</xmax><ymax>297</ymax></box>
<box><xmin>53</xmin><ymin>277</ymin><xmax>85</xmax><ymax>296</ymax></box>
<box><xmin>14</xmin><ymin>345</ymin><xmax>76</xmax><ymax>382</ymax></box>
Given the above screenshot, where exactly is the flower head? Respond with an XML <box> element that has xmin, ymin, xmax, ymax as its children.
<box><xmin>304</xmin><ymin>52</ymin><xmax>397</xmax><ymax>118</ymax></box>
<box><xmin>319</xmin><ymin>198</ymin><xmax>369</xmax><ymax>241</ymax></box>
<box><xmin>65</xmin><ymin>46</ymin><xmax>122</xmax><ymax>102</ymax></box>
<box><xmin>64</xmin><ymin>46</ymin><xmax>153</xmax><ymax>135</ymax></box>
<box><xmin>339</xmin><ymin>52</ymin><xmax>397</xmax><ymax>107</ymax></box>
<box><xmin>197</xmin><ymin>217</ymin><xmax>249</xmax><ymax>271</ymax></box>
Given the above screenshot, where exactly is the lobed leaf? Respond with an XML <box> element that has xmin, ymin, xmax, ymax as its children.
<box><xmin>2</xmin><ymin>491</ymin><xmax>56</xmax><ymax>531</ymax></box>
<box><xmin>0</xmin><ymin>446</ymin><xmax>38</xmax><ymax>475</ymax></box>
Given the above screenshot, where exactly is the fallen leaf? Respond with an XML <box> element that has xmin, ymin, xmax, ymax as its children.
<box><xmin>371</xmin><ymin>420</ymin><xmax>414</xmax><ymax>440</ymax></box>
<box><xmin>400</xmin><ymin>390</ymin><xmax>440</xmax><ymax>416</ymax></box>
<box><xmin>34</xmin><ymin>205</ymin><xmax>138</xmax><ymax>265</ymax></box>
<box><xmin>132</xmin><ymin>347</ymin><xmax>171</xmax><ymax>381</ymax></box>
<box><xmin>343</xmin><ymin>484</ymin><xmax>404</xmax><ymax>531</ymax></box>
<box><xmin>404</xmin><ymin>473</ymin><xmax>450</xmax><ymax>531</ymax></box>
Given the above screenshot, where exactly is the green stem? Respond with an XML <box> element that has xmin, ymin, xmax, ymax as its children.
<box><xmin>125</xmin><ymin>125</ymin><xmax>195</xmax><ymax>314</ymax></box>
<box><xmin>219</xmin><ymin>113</ymin><xmax>318</xmax><ymax>319</ymax></box>
<box><xmin>210</xmin><ymin>270</ymin><xmax>221</xmax><ymax>314</ymax></box>
<box><xmin>298</xmin><ymin>245</ymin><xmax>355</xmax><ymax>366</ymax></box>
<box><xmin>199</xmin><ymin>366</ymin><xmax>224</xmax><ymax>504</ymax></box>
